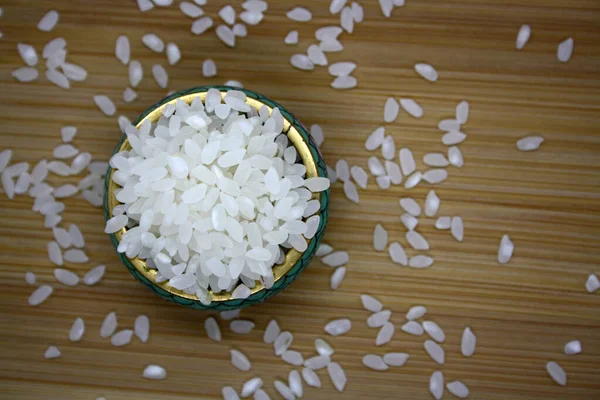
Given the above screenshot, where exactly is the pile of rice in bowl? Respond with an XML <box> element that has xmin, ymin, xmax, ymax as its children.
<box><xmin>104</xmin><ymin>89</ymin><xmax>330</xmax><ymax>304</ymax></box>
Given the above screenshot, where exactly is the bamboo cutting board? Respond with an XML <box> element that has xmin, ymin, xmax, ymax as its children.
<box><xmin>0</xmin><ymin>0</ymin><xmax>599</xmax><ymax>399</ymax></box>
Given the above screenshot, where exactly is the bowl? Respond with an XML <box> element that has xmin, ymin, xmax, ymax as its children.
<box><xmin>103</xmin><ymin>86</ymin><xmax>329</xmax><ymax>311</ymax></box>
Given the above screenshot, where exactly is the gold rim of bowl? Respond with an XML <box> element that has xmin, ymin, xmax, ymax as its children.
<box><xmin>106</xmin><ymin>89</ymin><xmax>320</xmax><ymax>302</ymax></box>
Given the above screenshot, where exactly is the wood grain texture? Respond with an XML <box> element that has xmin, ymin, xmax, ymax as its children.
<box><xmin>1</xmin><ymin>0</ymin><xmax>599</xmax><ymax>399</ymax></box>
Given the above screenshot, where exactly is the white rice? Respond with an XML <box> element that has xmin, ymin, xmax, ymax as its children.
<box><xmin>44</xmin><ymin>346</ymin><xmax>61</xmax><ymax>359</ymax></box>
<box><xmin>423</xmin><ymin>321</ymin><xmax>445</xmax><ymax>343</ymax></box>
<box><xmin>324</xmin><ymin>318</ymin><xmax>351</xmax><ymax>336</ymax></box>
<box><xmin>232</xmin><ymin>24</ymin><xmax>247</xmax><ymax>37</ymax></box>
<box><xmin>205</xmin><ymin>317</ymin><xmax>221</xmax><ymax>342</ymax></box>
<box><xmin>54</xmin><ymin>268</ymin><xmax>79</xmax><ymax>286</ymax></box>
<box><xmin>263</xmin><ymin>319</ymin><xmax>280</xmax><ymax>344</ymax></box>
<box><xmin>202</xmin><ymin>59</ymin><xmax>217</xmax><ymax>77</ymax></box>
<box><xmin>242</xmin><ymin>377</ymin><xmax>263</xmax><ymax>397</ymax></box>
<box><xmin>384</xmin><ymin>97</ymin><xmax>399</xmax><ymax>123</ymax></box>
<box><xmin>327</xmin><ymin>362</ymin><xmax>347</xmax><ymax>392</ymax></box>
<box><xmin>400</xmin><ymin>198</ymin><xmax>421</xmax><ymax>216</ymax></box>
<box><xmin>12</xmin><ymin>67</ymin><xmax>39</xmax><ymax>82</ymax></box>
<box><xmin>498</xmin><ymin>234</ymin><xmax>514</xmax><ymax>264</ymax></box>
<box><xmin>367</xmin><ymin>310</ymin><xmax>391</xmax><ymax>328</ymax></box>
<box><xmin>448</xmin><ymin>146</ymin><xmax>464</xmax><ymax>167</ymax></box>
<box><xmin>586</xmin><ymin>274</ymin><xmax>600</xmax><ymax>293</ymax></box>
<box><xmin>399</xmin><ymin>148</ymin><xmax>416</xmax><ymax>176</ymax></box>
<box><xmin>134</xmin><ymin>315</ymin><xmax>150</xmax><ymax>342</ymax></box>
<box><xmin>216</xmin><ymin>25</ymin><xmax>236</xmax><ymax>47</ymax></box>
<box><xmin>406</xmin><ymin>230</ymin><xmax>429</xmax><ymax>250</ymax></box>
<box><xmin>231</xmin><ymin>349</ymin><xmax>251</xmax><ymax>371</ymax></box>
<box><xmin>450</xmin><ymin>216</ymin><xmax>464</xmax><ymax>241</ymax></box>
<box><xmin>456</xmin><ymin>100</ymin><xmax>469</xmax><ymax>124</ymax></box>
<box><xmin>415</xmin><ymin>63</ymin><xmax>438</xmax><ymax>81</ymax></box>
<box><xmin>401</xmin><ymin>320</ymin><xmax>423</xmax><ymax>335</ymax></box>
<box><xmin>388</xmin><ymin>242</ymin><xmax>407</xmax><ymax>266</ymax></box>
<box><xmin>330</xmin><ymin>266</ymin><xmax>346</xmax><ymax>289</ymax></box>
<box><xmin>375</xmin><ymin>322</ymin><xmax>395</xmax><ymax>345</ymax></box>
<box><xmin>362</xmin><ymin>354</ymin><xmax>388</xmax><ymax>371</ymax></box>
<box><xmin>100</xmin><ymin>312</ymin><xmax>118</xmax><ymax>338</ymax></box>
<box><xmin>424</xmin><ymin>340</ymin><xmax>445</xmax><ymax>364</ymax></box>
<box><xmin>315</xmin><ymin>337</ymin><xmax>334</xmax><ymax>356</ymax></box>
<box><xmin>365</xmin><ymin>127</ymin><xmax>385</xmax><ymax>151</ymax></box>
<box><xmin>38</xmin><ymin>10</ymin><xmax>59</xmax><ymax>32</ymax></box>
<box><xmin>331</xmin><ymin>75</ymin><xmax>357</xmax><ymax>89</ymax></box>
<box><xmin>152</xmin><ymin>64</ymin><xmax>168</xmax><ymax>88</ymax></box>
<box><xmin>564</xmin><ymin>340</ymin><xmax>582</xmax><ymax>355</ymax></box>
<box><xmin>429</xmin><ymin>371</ymin><xmax>444</xmax><ymax>400</ymax></box>
<box><xmin>516</xmin><ymin>24</ymin><xmax>531</xmax><ymax>50</ymax></box>
<box><xmin>282</xmin><ymin>350</ymin><xmax>304</xmax><ymax>366</ymax></box>
<box><xmin>142</xmin><ymin>365</ymin><xmax>167</xmax><ymax>380</ymax></box>
<box><xmin>180</xmin><ymin>2</ymin><xmax>204</xmax><ymax>18</ymax></box>
<box><xmin>287</xmin><ymin>7</ymin><xmax>312</xmax><ymax>22</ymax></box>
<box><xmin>379</xmin><ymin>0</ymin><xmax>393</xmax><ymax>17</ymax></box>
<box><xmin>93</xmin><ymin>95</ymin><xmax>116</xmax><ymax>116</ymax></box>
<box><xmin>406</xmin><ymin>305</ymin><xmax>427</xmax><ymax>320</ymax></box>
<box><xmin>123</xmin><ymin>87</ymin><xmax>137</xmax><ymax>103</ymax></box>
<box><xmin>46</xmin><ymin>69</ymin><xmax>70</xmax><ymax>89</ymax></box>
<box><xmin>381</xmin><ymin>135</ymin><xmax>395</xmax><ymax>160</ymax></box>
<box><xmin>383</xmin><ymin>352</ymin><xmax>409</xmax><ymax>367</ymax></box>
<box><xmin>546</xmin><ymin>361</ymin><xmax>567</xmax><ymax>386</ymax></box>
<box><xmin>361</xmin><ymin>294</ymin><xmax>383</xmax><ymax>312</ymax></box>
<box><xmin>142</xmin><ymin>33</ymin><xmax>165</xmax><ymax>52</ymax></box>
<box><xmin>446</xmin><ymin>381</ymin><xmax>469</xmax><ymax>398</ymax></box>
<box><xmin>274</xmin><ymin>380</ymin><xmax>294</xmax><ymax>400</ymax></box>
<box><xmin>28</xmin><ymin>284</ymin><xmax>53</xmax><ymax>306</ymax></box>
<box><xmin>69</xmin><ymin>317</ymin><xmax>85</xmax><ymax>342</ymax></box>
<box><xmin>17</xmin><ymin>43</ymin><xmax>38</xmax><ymax>66</ymax></box>
<box><xmin>461</xmin><ymin>327</ymin><xmax>476</xmax><ymax>356</ymax></box>
<box><xmin>517</xmin><ymin>135</ymin><xmax>544</xmax><ymax>151</ymax></box>
<box><xmin>25</xmin><ymin>271</ymin><xmax>36</xmax><ymax>285</ymax></box>
<box><xmin>83</xmin><ymin>265</ymin><xmax>105</xmax><ymax>285</ymax></box>
<box><xmin>192</xmin><ymin>16</ymin><xmax>214</xmax><ymax>35</ymax></box>
<box><xmin>111</xmin><ymin>329</ymin><xmax>134</xmax><ymax>346</ymax></box>
<box><xmin>408</xmin><ymin>255</ymin><xmax>433</xmax><ymax>268</ymax></box>
<box><xmin>274</xmin><ymin>331</ymin><xmax>293</xmax><ymax>356</ymax></box>
<box><xmin>290</xmin><ymin>54</ymin><xmax>314</xmax><ymax>71</ymax></box>
<box><xmin>288</xmin><ymin>370</ymin><xmax>303</xmax><ymax>397</ymax></box>
<box><xmin>401</xmin><ymin>210</ymin><xmax>417</xmax><ymax>225</ymax></box>
<box><xmin>115</xmin><ymin>35</ymin><xmax>130</xmax><ymax>65</ymax></box>
<box><xmin>304</xmin><ymin>354</ymin><xmax>331</xmax><ymax>370</ymax></box>
<box><xmin>557</xmin><ymin>38</ymin><xmax>574</xmax><ymax>63</ymax></box>
<box><xmin>230</xmin><ymin>320</ymin><xmax>255</xmax><ymax>334</ymax></box>
<box><xmin>302</xmin><ymin>368</ymin><xmax>321</xmax><ymax>387</ymax></box>
<box><xmin>284</xmin><ymin>30</ymin><xmax>299</xmax><ymax>45</ymax></box>
<box><xmin>400</xmin><ymin>98</ymin><xmax>423</xmax><ymax>118</ymax></box>
<box><xmin>307</xmin><ymin>44</ymin><xmax>328</xmax><ymax>66</ymax></box>
<box><xmin>340</xmin><ymin>6</ymin><xmax>354</xmax><ymax>33</ymax></box>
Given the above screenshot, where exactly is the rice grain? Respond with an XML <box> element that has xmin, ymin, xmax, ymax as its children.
<box><xmin>516</xmin><ymin>24</ymin><xmax>531</xmax><ymax>50</ymax></box>
<box><xmin>557</xmin><ymin>38</ymin><xmax>574</xmax><ymax>63</ymax></box>
<box><xmin>546</xmin><ymin>361</ymin><xmax>567</xmax><ymax>386</ymax></box>
<box><xmin>376</xmin><ymin>322</ymin><xmax>395</xmax><ymax>345</ymax></box>
<box><xmin>38</xmin><ymin>10</ymin><xmax>59</xmax><ymax>32</ymax></box>
<box><xmin>429</xmin><ymin>371</ymin><xmax>444</xmax><ymax>400</ymax></box>
<box><xmin>461</xmin><ymin>327</ymin><xmax>476</xmax><ymax>356</ymax></box>
<box><xmin>28</xmin><ymin>285</ymin><xmax>53</xmax><ymax>306</ymax></box>
<box><xmin>362</xmin><ymin>354</ymin><xmax>388</xmax><ymax>371</ymax></box>
<box><xmin>324</xmin><ymin>318</ymin><xmax>351</xmax><ymax>336</ymax></box>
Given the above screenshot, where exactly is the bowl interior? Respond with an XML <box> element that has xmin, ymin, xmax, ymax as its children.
<box><xmin>104</xmin><ymin>86</ymin><xmax>329</xmax><ymax>306</ymax></box>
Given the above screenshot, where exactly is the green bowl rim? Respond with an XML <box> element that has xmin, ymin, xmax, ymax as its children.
<box><xmin>103</xmin><ymin>85</ymin><xmax>330</xmax><ymax>311</ymax></box>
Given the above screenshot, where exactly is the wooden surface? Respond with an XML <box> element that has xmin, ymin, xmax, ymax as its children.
<box><xmin>1</xmin><ymin>0</ymin><xmax>599</xmax><ymax>399</ymax></box>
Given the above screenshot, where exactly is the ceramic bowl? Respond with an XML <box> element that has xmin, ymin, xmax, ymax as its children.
<box><xmin>103</xmin><ymin>86</ymin><xmax>329</xmax><ymax>311</ymax></box>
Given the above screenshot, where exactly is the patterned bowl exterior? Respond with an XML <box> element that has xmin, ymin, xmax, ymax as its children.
<box><xmin>103</xmin><ymin>86</ymin><xmax>329</xmax><ymax>311</ymax></box>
